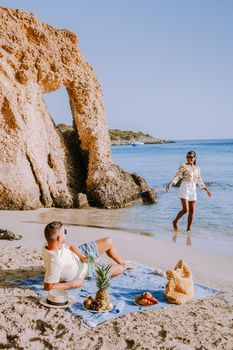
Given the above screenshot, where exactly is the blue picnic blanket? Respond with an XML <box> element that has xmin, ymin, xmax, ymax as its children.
<box><xmin>12</xmin><ymin>263</ymin><xmax>218</xmax><ymax>327</ymax></box>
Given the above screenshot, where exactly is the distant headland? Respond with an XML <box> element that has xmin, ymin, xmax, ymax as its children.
<box><xmin>57</xmin><ymin>124</ymin><xmax>174</xmax><ymax>145</ymax></box>
<box><xmin>109</xmin><ymin>129</ymin><xmax>174</xmax><ymax>145</ymax></box>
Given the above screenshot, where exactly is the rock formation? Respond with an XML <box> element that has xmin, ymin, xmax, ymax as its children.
<box><xmin>0</xmin><ymin>229</ymin><xmax>21</xmax><ymax>240</ymax></box>
<box><xmin>0</xmin><ymin>7</ymin><xmax>156</xmax><ymax>209</ymax></box>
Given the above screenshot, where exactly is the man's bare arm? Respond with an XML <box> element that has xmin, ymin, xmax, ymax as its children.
<box><xmin>44</xmin><ymin>278</ymin><xmax>84</xmax><ymax>291</ymax></box>
<box><xmin>69</xmin><ymin>245</ymin><xmax>89</xmax><ymax>263</ymax></box>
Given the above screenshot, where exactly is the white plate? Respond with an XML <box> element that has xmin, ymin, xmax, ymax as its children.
<box><xmin>83</xmin><ymin>304</ymin><xmax>113</xmax><ymax>313</ymax></box>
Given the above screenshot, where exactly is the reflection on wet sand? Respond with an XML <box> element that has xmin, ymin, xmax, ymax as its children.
<box><xmin>186</xmin><ymin>232</ymin><xmax>192</xmax><ymax>246</ymax></box>
<box><xmin>172</xmin><ymin>231</ymin><xmax>179</xmax><ymax>243</ymax></box>
<box><xmin>171</xmin><ymin>230</ymin><xmax>192</xmax><ymax>246</ymax></box>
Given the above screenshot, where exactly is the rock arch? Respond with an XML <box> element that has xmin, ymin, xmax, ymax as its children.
<box><xmin>0</xmin><ymin>7</ymin><xmax>155</xmax><ymax>209</ymax></box>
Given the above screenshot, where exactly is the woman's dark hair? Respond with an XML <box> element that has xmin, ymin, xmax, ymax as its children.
<box><xmin>186</xmin><ymin>151</ymin><xmax>196</xmax><ymax>165</ymax></box>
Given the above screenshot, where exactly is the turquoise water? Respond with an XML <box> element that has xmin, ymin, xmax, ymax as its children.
<box><xmin>72</xmin><ymin>139</ymin><xmax>231</xmax><ymax>244</ymax></box>
<box><xmin>110</xmin><ymin>139</ymin><xmax>233</xmax><ymax>242</ymax></box>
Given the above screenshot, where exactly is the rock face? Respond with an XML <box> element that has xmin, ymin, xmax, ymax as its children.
<box><xmin>0</xmin><ymin>7</ymin><xmax>156</xmax><ymax>209</ymax></box>
<box><xmin>75</xmin><ymin>193</ymin><xmax>90</xmax><ymax>209</ymax></box>
<box><xmin>165</xmin><ymin>260</ymin><xmax>194</xmax><ymax>305</ymax></box>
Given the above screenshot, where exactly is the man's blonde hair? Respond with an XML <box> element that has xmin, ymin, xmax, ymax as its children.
<box><xmin>44</xmin><ymin>221</ymin><xmax>63</xmax><ymax>243</ymax></box>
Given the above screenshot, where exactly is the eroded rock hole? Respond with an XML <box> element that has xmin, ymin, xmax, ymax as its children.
<box><xmin>43</xmin><ymin>86</ymin><xmax>73</xmax><ymax>127</ymax></box>
<box><xmin>43</xmin><ymin>86</ymin><xmax>88</xmax><ymax>197</ymax></box>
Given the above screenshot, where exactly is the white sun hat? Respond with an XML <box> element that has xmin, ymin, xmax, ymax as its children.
<box><xmin>39</xmin><ymin>290</ymin><xmax>76</xmax><ymax>308</ymax></box>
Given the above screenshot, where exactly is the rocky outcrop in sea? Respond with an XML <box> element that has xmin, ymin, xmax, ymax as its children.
<box><xmin>0</xmin><ymin>7</ymin><xmax>156</xmax><ymax>209</ymax></box>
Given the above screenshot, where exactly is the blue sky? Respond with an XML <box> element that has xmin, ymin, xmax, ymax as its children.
<box><xmin>1</xmin><ymin>1</ymin><xmax>233</xmax><ymax>139</ymax></box>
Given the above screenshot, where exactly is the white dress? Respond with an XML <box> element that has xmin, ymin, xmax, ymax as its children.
<box><xmin>171</xmin><ymin>163</ymin><xmax>207</xmax><ymax>201</ymax></box>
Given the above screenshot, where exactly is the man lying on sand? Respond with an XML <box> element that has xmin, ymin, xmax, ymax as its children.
<box><xmin>42</xmin><ymin>221</ymin><xmax>134</xmax><ymax>291</ymax></box>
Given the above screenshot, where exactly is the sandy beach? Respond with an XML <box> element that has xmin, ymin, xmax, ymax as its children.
<box><xmin>0</xmin><ymin>209</ymin><xmax>232</xmax><ymax>350</ymax></box>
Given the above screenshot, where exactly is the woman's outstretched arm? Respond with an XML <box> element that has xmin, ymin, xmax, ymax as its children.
<box><xmin>196</xmin><ymin>168</ymin><xmax>212</xmax><ymax>197</ymax></box>
<box><xmin>166</xmin><ymin>164</ymin><xmax>185</xmax><ymax>192</ymax></box>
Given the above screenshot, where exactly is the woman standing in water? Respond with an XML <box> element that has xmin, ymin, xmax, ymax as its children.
<box><xmin>166</xmin><ymin>151</ymin><xmax>212</xmax><ymax>233</ymax></box>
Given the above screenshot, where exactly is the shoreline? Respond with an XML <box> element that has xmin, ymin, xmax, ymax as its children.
<box><xmin>18</xmin><ymin>219</ymin><xmax>233</xmax><ymax>257</ymax></box>
<box><xmin>11</xmin><ymin>207</ymin><xmax>233</xmax><ymax>257</ymax></box>
<box><xmin>1</xmin><ymin>208</ymin><xmax>233</xmax><ymax>257</ymax></box>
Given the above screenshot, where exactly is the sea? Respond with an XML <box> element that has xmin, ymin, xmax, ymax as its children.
<box><xmin>39</xmin><ymin>139</ymin><xmax>233</xmax><ymax>255</ymax></box>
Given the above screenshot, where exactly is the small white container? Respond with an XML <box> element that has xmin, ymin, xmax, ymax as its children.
<box><xmin>115</xmin><ymin>300</ymin><xmax>125</xmax><ymax>314</ymax></box>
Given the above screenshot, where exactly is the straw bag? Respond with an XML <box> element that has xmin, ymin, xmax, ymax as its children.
<box><xmin>165</xmin><ymin>259</ymin><xmax>194</xmax><ymax>304</ymax></box>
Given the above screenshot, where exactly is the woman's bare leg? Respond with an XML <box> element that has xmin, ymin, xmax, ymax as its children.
<box><xmin>187</xmin><ymin>201</ymin><xmax>196</xmax><ymax>231</ymax></box>
<box><xmin>172</xmin><ymin>198</ymin><xmax>189</xmax><ymax>231</ymax></box>
<box><xmin>95</xmin><ymin>237</ymin><xmax>134</xmax><ymax>270</ymax></box>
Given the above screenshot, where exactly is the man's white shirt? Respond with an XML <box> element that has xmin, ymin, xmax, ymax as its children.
<box><xmin>42</xmin><ymin>243</ymin><xmax>88</xmax><ymax>283</ymax></box>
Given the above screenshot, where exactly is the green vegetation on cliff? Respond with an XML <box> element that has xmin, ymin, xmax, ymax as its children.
<box><xmin>57</xmin><ymin>124</ymin><xmax>151</xmax><ymax>140</ymax></box>
<box><xmin>109</xmin><ymin>129</ymin><xmax>151</xmax><ymax>141</ymax></box>
<box><xmin>57</xmin><ymin>124</ymin><xmax>74</xmax><ymax>134</ymax></box>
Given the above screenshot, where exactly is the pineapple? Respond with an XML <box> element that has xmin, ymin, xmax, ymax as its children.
<box><xmin>95</xmin><ymin>264</ymin><xmax>112</xmax><ymax>310</ymax></box>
